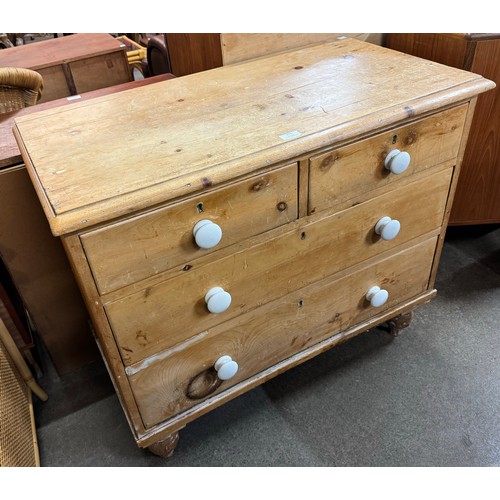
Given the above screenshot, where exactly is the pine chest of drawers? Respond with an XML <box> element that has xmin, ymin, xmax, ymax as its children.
<box><xmin>13</xmin><ymin>38</ymin><xmax>494</xmax><ymax>456</ymax></box>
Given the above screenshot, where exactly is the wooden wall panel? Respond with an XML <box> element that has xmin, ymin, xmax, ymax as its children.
<box><xmin>165</xmin><ymin>34</ymin><xmax>223</xmax><ymax>76</ymax></box>
<box><xmin>386</xmin><ymin>33</ymin><xmax>469</xmax><ymax>69</ymax></box>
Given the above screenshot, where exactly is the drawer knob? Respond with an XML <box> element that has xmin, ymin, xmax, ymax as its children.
<box><xmin>205</xmin><ymin>287</ymin><xmax>232</xmax><ymax>313</ymax></box>
<box><xmin>214</xmin><ymin>355</ymin><xmax>239</xmax><ymax>381</ymax></box>
<box><xmin>384</xmin><ymin>149</ymin><xmax>411</xmax><ymax>174</ymax></box>
<box><xmin>193</xmin><ymin>219</ymin><xmax>222</xmax><ymax>249</ymax></box>
<box><xmin>366</xmin><ymin>286</ymin><xmax>389</xmax><ymax>307</ymax></box>
<box><xmin>375</xmin><ymin>216</ymin><xmax>401</xmax><ymax>241</ymax></box>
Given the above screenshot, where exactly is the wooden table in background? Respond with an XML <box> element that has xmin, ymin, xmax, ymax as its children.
<box><xmin>0</xmin><ymin>74</ymin><xmax>175</xmax><ymax>375</ymax></box>
<box><xmin>0</xmin><ymin>33</ymin><xmax>131</xmax><ymax>103</ymax></box>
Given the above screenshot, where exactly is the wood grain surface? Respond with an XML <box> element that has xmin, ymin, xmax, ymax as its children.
<box><xmin>14</xmin><ymin>38</ymin><xmax>494</xmax><ymax>236</ymax></box>
<box><xmin>220</xmin><ymin>33</ymin><xmax>382</xmax><ymax>65</ymax></box>
<box><xmin>309</xmin><ymin>105</ymin><xmax>467</xmax><ymax>214</ymax></box>
<box><xmin>135</xmin><ymin>289</ymin><xmax>437</xmax><ymax>447</ymax></box>
<box><xmin>106</xmin><ymin>167</ymin><xmax>452</xmax><ymax>365</ymax></box>
<box><xmin>129</xmin><ymin>236</ymin><xmax>437</xmax><ymax>428</ymax></box>
<box><xmin>81</xmin><ymin>164</ymin><xmax>298</xmax><ymax>294</ymax></box>
<box><xmin>0</xmin><ymin>74</ymin><xmax>176</xmax><ymax>169</ymax></box>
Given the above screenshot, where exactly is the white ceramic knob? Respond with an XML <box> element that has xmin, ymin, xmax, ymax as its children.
<box><xmin>193</xmin><ymin>219</ymin><xmax>222</xmax><ymax>249</ymax></box>
<box><xmin>384</xmin><ymin>149</ymin><xmax>411</xmax><ymax>174</ymax></box>
<box><xmin>214</xmin><ymin>355</ymin><xmax>239</xmax><ymax>381</ymax></box>
<box><xmin>205</xmin><ymin>287</ymin><xmax>232</xmax><ymax>314</ymax></box>
<box><xmin>375</xmin><ymin>216</ymin><xmax>401</xmax><ymax>241</ymax></box>
<box><xmin>366</xmin><ymin>286</ymin><xmax>389</xmax><ymax>307</ymax></box>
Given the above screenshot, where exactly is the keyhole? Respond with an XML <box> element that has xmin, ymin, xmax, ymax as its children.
<box><xmin>298</xmin><ymin>299</ymin><xmax>304</xmax><ymax>308</ymax></box>
<box><xmin>301</xmin><ymin>232</ymin><xmax>306</xmax><ymax>240</ymax></box>
<box><xmin>392</xmin><ymin>134</ymin><xmax>398</xmax><ymax>144</ymax></box>
<box><xmin>196</xmin><ymin>202</ymin><xmax>204</xmax><ymax>213</ymax></box>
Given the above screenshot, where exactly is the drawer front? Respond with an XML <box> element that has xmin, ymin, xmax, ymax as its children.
<box><xmin>82</xmin><ymin>163</ymin><xmax>298</xmax><ymax>294</ymax></box>
<box><xmin>128</xmin><ymin>236</ymin><xmax>438</xmax><ymax>428</ymax></box>
<box><xmin>70</xmin><ymin>52</ymin><xmax>131</xmax><ymax>94</ymax></box>
<box><xmin>37</xmin><ymin>65</ymin><xmax>71</xmax><ymax>102</ymax></box>
<box><xmin>106</xmin><ymin>167</ymin><xmax>452</xmax><ymax>365</ymax></box>
<box><xmin>309</xmin><ymin>104</ymin><xmax>467</xmax><ymax>214</ymax></box>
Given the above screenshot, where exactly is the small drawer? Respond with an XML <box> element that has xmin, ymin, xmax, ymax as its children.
<box><xmin>309</xmin><ymin>104</ymin><xmax>467</xmax><ymax>214</ymax></box>
<box><xmin>81</xmin><ymin>163</ymin><xmax>298</xmax><ymax>294</ymax></box>
<box><xmin>106</xmin><ymin>167</ymin><xmax>452</xmax><ymax>366</ymax></box>
<box><xmin>127</xmin><ymin>236</ymin><xmax>438</xmax><ymax>428</ymax></box>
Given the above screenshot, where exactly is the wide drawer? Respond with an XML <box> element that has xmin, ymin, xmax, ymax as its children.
<box><xmin>309</xmin><ymin>104</ymin><xmax>467</xmax><ymax>214</ymax></box>
<box><xmin>128</xmin><ymin>236</ymin><xmax>438</xmax><ymax>428</ymax></box>
<box><xmin>106</xmin><ymin>167</ymin><xmax>452</xmax><ymax>365</ymax></box>
<box><xmin>81</xmin><ymin>163</ymin><xmax>298</xmax><ymax>294</ymax></box>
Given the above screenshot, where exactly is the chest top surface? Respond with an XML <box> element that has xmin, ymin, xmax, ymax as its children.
<box><xmin>13</xmin><ymin>37</ymin><xmax>494</xmax><ymax>236</ymax></box>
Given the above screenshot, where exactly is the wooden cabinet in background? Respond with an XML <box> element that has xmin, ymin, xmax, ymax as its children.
<box><xmin>386</xmin><ymin>34</ymin><xmax>500</xmax><ymax>225</ymax></box>
<box><xmin>0</xmin><ymin>33</ymin><xmax>131</xmax><ymax>103</ymax></box>
<box><xmin>164</xmin><ymin>33</ymin><xmax>384</xmax><ymax>76</ymax></box>
<box><xmin>0</xmin><ymin>166</ymin><xmax>99</xmax><ymax>375</ymax></box>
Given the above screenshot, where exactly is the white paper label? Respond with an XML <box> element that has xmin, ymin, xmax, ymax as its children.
<box><xmin>279</xmin><ymin>130</ymin><xmax>302</xmax><ymax>140</ymax></box>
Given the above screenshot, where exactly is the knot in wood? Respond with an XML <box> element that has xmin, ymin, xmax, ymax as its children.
<box><xmin>404</xmin><ymin>130</ymin><xmax>418</xmax><ymax>146</ymax></box>
<box><xmin>186</xmin><ymin>368</ymin><xmax>222</xmax><ymax>400</ymax></box>
<box><xmin>320</xmin><ymin>154</ymin><xmax>338</xmax><ymax>170</ymax></box>
<box><xmin>251</xmin><ymin>179</ymin><xmax>270</xmax><ymax>191</ymax></box>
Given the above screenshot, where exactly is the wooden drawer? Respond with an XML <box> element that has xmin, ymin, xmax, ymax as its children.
<box><xmin>309</xmin><ymin>105</ymin><xmax>467</xmax><ymax>214</ymax></box>
<box><xmin>70</xmin><ymin>52</ymin><xmax>131</xmax><ymax>94</ymax></box>
<box><xmin>37</xmin><ymin>66</ymin><xmax>71</xmax><ymax>103</ymax></box>
<box><xmin>81</xmin><ymin>164</ymin><xmax>298</xmax><ymax>294</ymax></box>
<box><xmin>106</xmin><ymin>167</ymin><xmax>452</xmax><ymax>365</ymax></box>
<box><xmin>128</xmin><ymin>236</ymin><xmax>438</xmax><ymax>428</ymax></box>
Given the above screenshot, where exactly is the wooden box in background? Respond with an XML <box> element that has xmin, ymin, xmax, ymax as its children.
<box><xmin>0</xmin><ymin>33</ymin><xmax>131</xmax><ymax>103</ymax></box>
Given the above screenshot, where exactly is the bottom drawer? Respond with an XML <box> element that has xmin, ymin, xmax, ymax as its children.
<box><xmin>128</xmin><ymin>237</ymin><xmax>437</xmax><ymax>428</ymax></box>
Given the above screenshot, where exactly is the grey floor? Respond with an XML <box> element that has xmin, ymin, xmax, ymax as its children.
<box><xmin>33</xmin><ymin>225</ymin><xmax>500</xmax><ymax>467</ymax></box>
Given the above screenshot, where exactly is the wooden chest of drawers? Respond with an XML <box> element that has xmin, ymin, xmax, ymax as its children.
<box><xmin>13</xmin><ymin>38</ymin><xmax>494</xmax><ymax>456</ymax></box>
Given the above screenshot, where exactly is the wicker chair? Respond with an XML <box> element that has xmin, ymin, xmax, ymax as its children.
<box><xmin>0</xmin><ymin>67</ymin><xmax>44</xmax><ymax>114</ymax></box>
<box><xmin>0</xmin><ymin>316</ymin><xmax>48</xmax><ymax>466</ymax></box>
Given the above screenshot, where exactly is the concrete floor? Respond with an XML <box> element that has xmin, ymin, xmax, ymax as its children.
<box><xmin>33</xmin><ymin>225</ymin><xmax>500</xmax><ymax>466</ymax></box>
